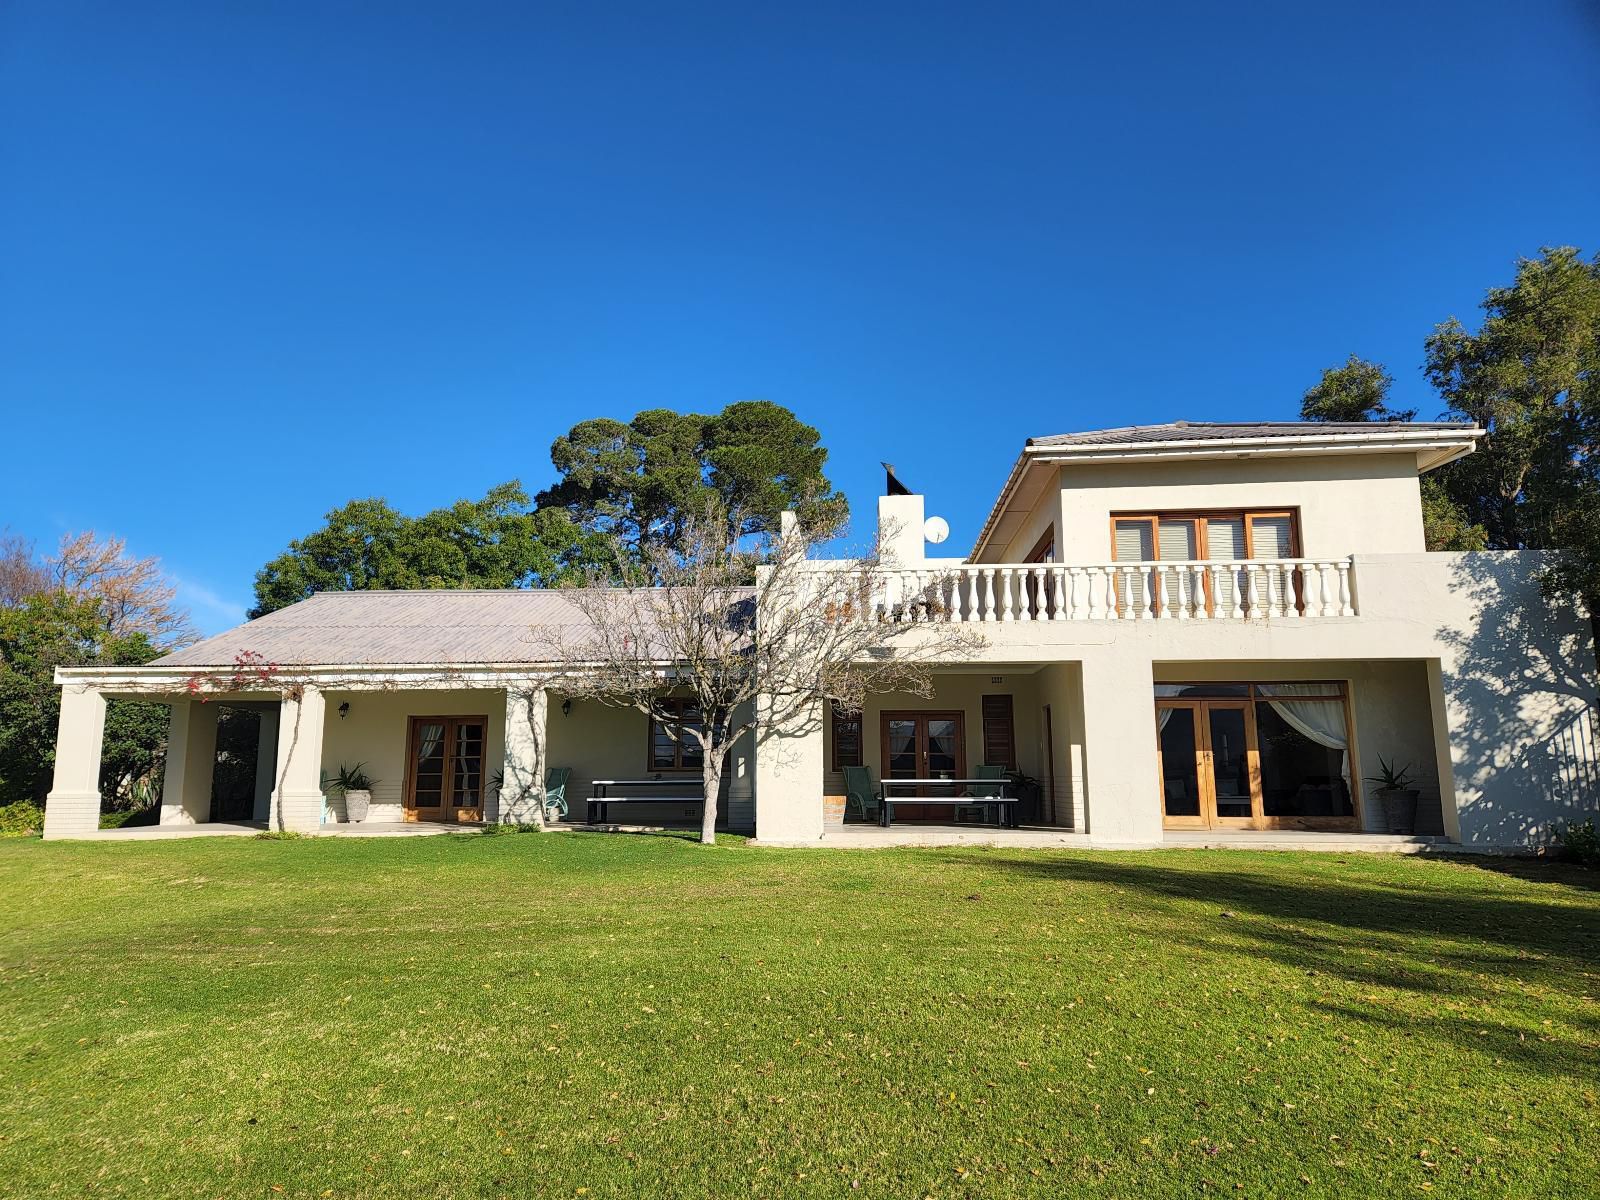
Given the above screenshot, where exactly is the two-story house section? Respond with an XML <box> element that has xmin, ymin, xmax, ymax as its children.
<box><xmin>757</xmin><ymin>421</ymin><xmax>1599</xmax><ymax>850</ymax></box>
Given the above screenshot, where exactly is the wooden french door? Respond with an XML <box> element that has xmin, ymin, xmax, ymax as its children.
<box><xmin>1156</xmin><ymin>700</ymin><xmax>1261</xmax><ymax>829</ymax></box>
<box><xmin>405</xmin><ymin>716</ymin><xmax>487</xmax><ymax>822</ymax></box>
<box><xmin>881</xmin><ymin>711</ymin><xmax>966</xmax><ymax>817</ymax></box>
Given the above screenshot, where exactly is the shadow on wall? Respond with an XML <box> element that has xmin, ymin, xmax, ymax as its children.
<box><xmin>1437</xmin><ymin>553</ymin><xmax>1600</xmax><ymax>846</ymax></box>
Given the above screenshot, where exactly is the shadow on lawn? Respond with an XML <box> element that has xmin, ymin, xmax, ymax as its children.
<box><xmin>954</xmin><ymin>852</ymin><xmax>1600</xmax><ymax>1072</ymax></box>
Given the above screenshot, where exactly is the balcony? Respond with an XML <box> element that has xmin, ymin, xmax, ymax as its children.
<box><xmin>876</xmin><ymin>558</ymin><xmax>1357</xmax><ymax>623</ymax></box>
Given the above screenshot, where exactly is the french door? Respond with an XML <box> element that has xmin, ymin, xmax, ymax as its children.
<box><xmin>406</xmin><ymin>715</ymin><xmax>487</xmax><ymax>822</ymax></box>
<box><xmin>1156</xmin><ymin>700</ymin><xmax>1260</xmax><ymax>829</ymax></box>
<box><xmin>881</xmin><ymin>712</ymin><xmax>965</xmax><ymax>817</ymax></box>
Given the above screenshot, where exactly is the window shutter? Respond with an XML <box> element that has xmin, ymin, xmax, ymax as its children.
<box><xmin>981</xmin><ymin>695</ymin><xmax>1016</xmax><ymax>769</ymax></box>
<box><xmin>1114</xmin><ymin>520</ymin><xmax>1154</xmax><ymax>561</ymax></box>
<box><xmin>1249</xmin><ymin>515</ymin><xmax>1294</xmax><ymax>558</ymax></box>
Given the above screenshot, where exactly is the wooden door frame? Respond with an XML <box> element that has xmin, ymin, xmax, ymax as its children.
<box><xmin>879</xmin><ymin>710</ymin><xmax>968</xmax><ymax>799</ymax></box>
<box><xmin>1201</xmin><ymin>699</ymin><xmax>1261</xmax><ymax>829</ymax></box>
<box><xmin>1157</xmin><ymin>691</ymin><xmax>1359</xmax><ymax>831</ymax></box>
<box><xmin>404</xmin><ymin>714</ymin><xmax>488</xmax><ymax>823</ymax></box>
<box><xmin>1042</xmin><ymin>704</ymin><xmax>1056</xmax><ymax>825</ymax></box>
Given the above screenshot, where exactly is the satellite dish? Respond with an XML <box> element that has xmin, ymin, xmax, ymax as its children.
<box><xmin>923</xmin><ymin>515</ymin><xmax>950</xmax><ymax>545</ymax></box>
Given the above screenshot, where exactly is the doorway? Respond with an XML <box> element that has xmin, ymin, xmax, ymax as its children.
<box><xmin>880</xmin><ymin>711</ymin><xmax>965</xmax><ymax>818</ymax></box>
<box><xmin>405</xmin><ymin>715</ymin><xmax>487</xmax><ymax>822</ymax></box>
<box><xmin>1156</xmin><ymin>686</ymin><xmax>1358</xmax><ymax>830</ymax></box>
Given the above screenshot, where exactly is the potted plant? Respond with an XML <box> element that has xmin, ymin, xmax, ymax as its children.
<box><xmin>1366</xmin><ymin>756</ymin><xmax>1419</xmax><ymax>834</ymax></box>
<box><xmin>324</xmin><ymin>763</ymin><xmax>377</xmax><ymax>824</ymax></box>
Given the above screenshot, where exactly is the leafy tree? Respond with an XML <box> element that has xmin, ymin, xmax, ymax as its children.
<box><xmin>251</xmin><ymin>481</ymin><xmax>608</xmax><ymax>616</ymax></box>
<box><xmin>1424</xmin><ymin>248</ymin><xmax>1600</xmax><ymax>586</ymax></box>
<box><xmin>537</xmin><ymin>401</ymin><xmax>848</xmax><ymax>564</ymax></box>
<box><xmin>1300</xmin><ymin>355</ymin><xmax>1416</xmax><ymax>423</ymax></box>
<box><xmin>0</xmin><ymin>593</ymin><xmax>163</xmax><ymax>806</ymax></box>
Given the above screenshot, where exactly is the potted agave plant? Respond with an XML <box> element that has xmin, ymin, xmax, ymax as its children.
<box><xmin>324</xmin><ymin>762</ymin><xmax>377</xmax><ymax>824</ymax></box>
<box><xmin>1367</xmin><ymin>755</ymin><xmax>1419</xmax><ymax>835</ymax></box>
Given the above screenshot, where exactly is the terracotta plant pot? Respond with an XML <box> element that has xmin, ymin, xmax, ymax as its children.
<box><xmin>344</xmin><ymin>789</ymin><xmax>371</xmax><ymax>823</ymax></box>
<box><xmin>1378</xmin><ymin>787</ymin><xmax>1419</xmax><ymax>835</ymax></box>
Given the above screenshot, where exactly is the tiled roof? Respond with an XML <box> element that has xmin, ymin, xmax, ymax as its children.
<box><xmin>154</xmin><ymin>588</ymin><xmax>753</xmax><ymax>668</ymax></box>
<box><xmin>1027</xmin><ymin>420</ymin><xmax>1472</xmax><ymax>447</ymax></box>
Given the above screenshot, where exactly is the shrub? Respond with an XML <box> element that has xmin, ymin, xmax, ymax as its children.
<box><xmin>1555</xmin><ymin>818</ymin><xmax>1600</xmax><ymax>867</ymax></box>
<box><xmin>253</xmin><ymin>830</ymin><xmax>306</xmax><ymax>841</ymax></box>
<box><xmin>0</xmin><ymin>801</ymin><xmax>45</xmax><ymax>837</ymax></box>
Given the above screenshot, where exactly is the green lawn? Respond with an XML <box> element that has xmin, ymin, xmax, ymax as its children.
<box><xmin>2</xmin><ymin>834</ymin><xmax>1597</xmax><ymax>1198</ymax></box>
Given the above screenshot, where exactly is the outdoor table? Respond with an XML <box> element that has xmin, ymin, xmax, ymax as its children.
<box><xmin>877</xmin><ymin>778</ymin><xmax>1019</xmax><ymax>828</ymax></box>
<box><xmin>587</xmin><ymin>778</ymin><xmax>704</xmax><ymax>824</ymax></box>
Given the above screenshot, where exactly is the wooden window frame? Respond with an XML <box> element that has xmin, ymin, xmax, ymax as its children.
<box><xmin>830</xmin><ymin>702</ymin><xmax>863</xmax><ymax>770</ymax></box>
<box><xmin>1109</xmin><ymin>508</ymin><xmax>1303</xmax><ymax>561</ymax></box>
<box><xmin>647</xmin><ymin>698</ymin><xmax>704</xmax><ymax>772</ymax></box>
<box><xmin>1024</xmin><ymin>526</ymin><xmax>1056</xmax><ymax>564</ymax></box>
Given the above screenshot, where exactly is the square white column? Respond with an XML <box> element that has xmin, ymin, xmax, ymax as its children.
<box><xmin>498</xmin><ymin>686</ymin><xmax>547</xmax><ymax>824</ymax></box>
<box><xmin>160</xmin><ymin>700</ymin><xmax>220</xmax><ymax>825</ymax></box>
<box><xmin>43</xmin><ymin>685</ymin><xmax>107</xmax><ymax>840</ymax></box>
<box><xmin>754</xmin><ymin>694</ymin><xmax>824</xmax><ymax>843</ymax></box>
<box><xmin>1079</xmin><ymin>651</ymin><xmax>1163</xmax><ymax>847</ymax></box>
<box><xmin>272</xmin><ymin>686</ymin><xmax>326</xmax><ymax>832</ymax></box>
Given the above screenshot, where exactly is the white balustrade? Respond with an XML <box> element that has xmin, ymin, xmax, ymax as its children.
<box><xmin>858</xmin><ymin>558</ymin><xmax>1357</xmax><ymax>624</ymax></box>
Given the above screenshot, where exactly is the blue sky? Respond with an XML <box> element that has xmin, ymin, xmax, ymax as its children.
<box><xmin>2</xmin><ymin>2</ymin><xmax>1596</xmax><ymax>634</ymax></box>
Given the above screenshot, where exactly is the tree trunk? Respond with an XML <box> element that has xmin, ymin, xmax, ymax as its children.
<box><xmin>700</xmin><ymin>749</ymin><xmax>723</xmax><ymax>845</ymax></box>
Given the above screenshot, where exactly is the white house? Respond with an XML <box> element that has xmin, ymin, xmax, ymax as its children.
<box><xmin>43</xmin><ymin>420</ymin><xmax>1600</xmax><ymax>849</ymax></box>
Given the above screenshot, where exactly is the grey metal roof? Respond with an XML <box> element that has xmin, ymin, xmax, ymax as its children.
<box><xmin>154</xmin><ymin>588</ymin><xmax>751</xmax><ymax>668</ymax></box>
<box><xmin>1027</xmin><ymin>420</ymin><xmax>1472</xmax><ymax>447</ymax></box>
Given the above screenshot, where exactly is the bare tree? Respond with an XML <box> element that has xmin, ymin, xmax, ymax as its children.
<box><xmin>0</xmin><ymin>529</ymin><xmax>49</xmax><ymax>607</ymax></box>
<box><xmin>538</xmin><ymin>505</ymin><xmax>985</xmax><ymax>843</ymax></box>
<box><xmin>48</xmin><ymin>531</ymin><xmax>199</xmax><ymax>648</ymax></box>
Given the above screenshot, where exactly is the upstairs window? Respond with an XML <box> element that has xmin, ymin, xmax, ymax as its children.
<box><xmin>1111</xmin><ymin>510</ymin><xmax>1299</xmax><ymax>563</ymax></box>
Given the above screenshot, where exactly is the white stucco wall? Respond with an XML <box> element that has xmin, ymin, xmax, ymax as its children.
<box><xmin>1033</xmin><ymin>453</ymin><xmax>1426</xmax><ymax>564</ymax></box>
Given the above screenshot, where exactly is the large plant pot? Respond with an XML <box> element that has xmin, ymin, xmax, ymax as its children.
<box><xmin>823</xmin><ymin>795</ymin><xmax>846</xmax><ymax>827</ymax></box>
<box><xmin>344</xmin><ymin>789</ymin><xmax>371</xmax><ymax>824</ymax></box>
<box><xmin>1378</xmin><ymin>787</ymin><xmax>1419</xmax><ymax>835</ymax></box>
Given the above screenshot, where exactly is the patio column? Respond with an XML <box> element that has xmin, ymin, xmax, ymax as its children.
<box><xmin>42</xmin><ymin>684</ymin><xmax>107</xmax><ymax>839</ymax></box>
<box><xmin>754</xmin><ymin>694</ymin><xmax>824</xmax><ymax>843</ymax></box>
<box><xmin>253</xmin><ymin>706</ymin><xmax>280</xmax><ymax>822</ymax></box>
<box><xmin>1079</xmin><ymin>651</ymin><xmax>1163</xmax><ymax>847</ymax></box>
<box><xmin>498</xmin><ymin>686</ymin><xmax>546</xmax><ymax>824</ymax></box>
<box><xmin>1427</xmin><ymin>658</ymin><xmax>1463</xmax><ymax>842</ymax></box>
<box><xmin>272</xmin><ymin>686</ymin><xmax>326</xmax><ymax>833</ymax></box>
<box><xmin>160</xmin><ymin>700</ymin><xmax>219</xmax><ymax>825</ymax></box>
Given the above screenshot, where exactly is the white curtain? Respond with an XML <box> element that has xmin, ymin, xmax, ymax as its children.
<box><xmin>1157</xmin><ymin>707</ymin><xmax>1174</xmax><ymax>733</ymax></box>
<box><xmin>418</xmin><ymin>723</ymin><xmax>445</xmax><ymax>764</ymax></box>
<box><xmin>1257</xmin><ymin>684</ymin><xmax>1349</xmax><ymax>785</ymax></box>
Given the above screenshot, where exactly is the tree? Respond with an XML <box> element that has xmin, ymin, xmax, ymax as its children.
<box><xmin>251</xmin><ymin>481</ymin><xmax>608</xmax><ymax>616</ymax></box>
<box><xmin>1300</xmin><ymin>355</ymin><xmax>1416</xmax><ymax>423</ymax></box>
<box><xmin>537</xmin><ymin>401</ymin><xmax>848</xmax><ymax>568</ymax></box>
<box><xmin>1424</xmin><ymin>248</ymin><xmax>1600</xmax><ymax>568</ymax></box>
<box><xmin>1300</xmin><ymin>356</ymin><xmax>1484</xmax><ymax>549</ymax></box>
<box><xmin>0</xmin><ymin>530</ymin><xmax>49</xmax><ymax>606</ymax></box>
<box><xmin>534</xmin><ymin>503</ymin><xmax>982</xmax><ymax>843</ymax></box>
<box><xmin>46</xmin><ymin>531</ymin><xmax>199</xmax><ymax>648</ymax></box>
<box><xmin>0</xmin><ymin>593</ymin><xmax>163</xmax><ymax>806</ymax></box>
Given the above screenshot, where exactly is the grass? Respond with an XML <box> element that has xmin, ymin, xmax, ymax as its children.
<box><xmin>2</xmin><ymin>834</ymin><xmax>1597</xmax><ymax>1198</ymax></box>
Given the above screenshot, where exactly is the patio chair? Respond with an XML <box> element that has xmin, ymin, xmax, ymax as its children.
<box><xmin>842</xmin><ymin>765</ymin><xmax>880</xmax><ymax>823</ymax></box>
<box><xmin>543</xmin><ymin>767</ymin><xmax>571</xmax><ymax>822</ymax></box>
<box><xmin>954</xmin><ymin>764</ymin><xmax>1009</xmax><ymax>823</ymax></box>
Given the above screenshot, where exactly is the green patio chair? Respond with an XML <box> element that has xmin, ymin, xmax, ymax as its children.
<box><xmin>543</xmin><ymin>767</ymin><xmax>571</xmax><ymax>822</ymax></box>
<box><xmin>954</xmin><ymin>764</ymin><xmax>1009</xmax><ymax>823</ymax></box>
<box><xmin>842</xmin><ymin>765</ymin><xmax>880</xmax><ymax>823</ymax></box>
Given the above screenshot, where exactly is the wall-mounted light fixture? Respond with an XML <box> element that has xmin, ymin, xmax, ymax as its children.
<box><xmin>561</xmin><ymin>698</ymin><xmax>573</xmax><ymax>717</ymax></box>
<box><xmin>338</xmin><ymin>701</ymin><xmax>351</xmax><ymax>720</ymax></box>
